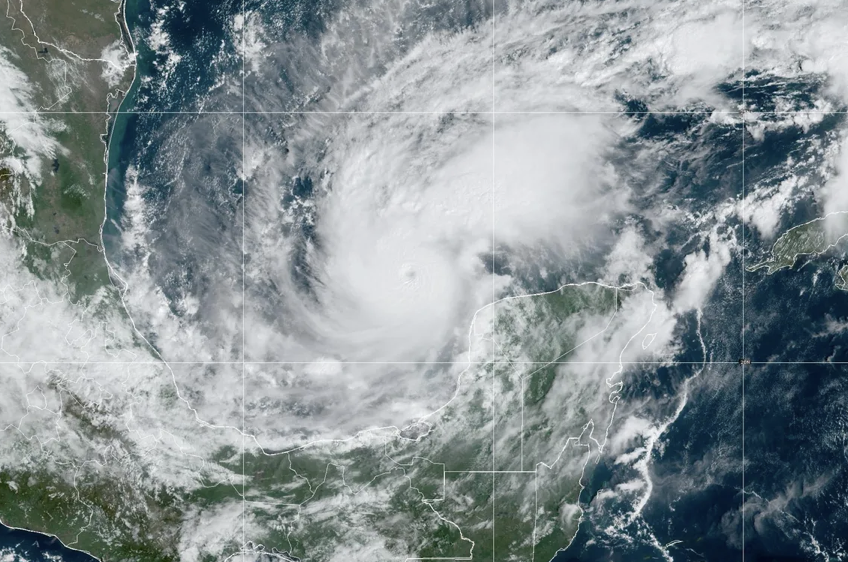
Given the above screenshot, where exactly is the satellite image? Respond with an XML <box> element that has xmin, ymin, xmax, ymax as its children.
<box><xmin>0</xmin><ymin>0</ymin><xmax>847</xmax><ymax>560</ymax></box>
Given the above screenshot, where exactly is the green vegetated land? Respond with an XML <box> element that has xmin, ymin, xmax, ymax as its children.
<box><xmin>0</xmin><ymin>280</ymin><xmax>630</xmax><ymax>560</ymax></box>
<box><xmin>0</xmin><ymin>362</ymin><xmax>265</xmax><ymax>562</ymax></box>
<box><xmin>0</xmin><ymin>466</ymin><xmax>183</xmax><ymax>561</ymax></box>
<box><xmin>0</xmin><ymin>0</ymin><xmax>167</xmax><ymax>558</ymax></box>
<box><xmin>0</xmin><ymin>366</ymin><xmax>190</xmax><ymax>562</ymax></box>
<box><xmin>837</xmin><ymin>264</ymin><xmax>848</xmax><ymax>291</ymax></box>
<box><xmin>0</xmin><ymin>2</ymin><xmax>246</xmax><ymax>562</ymax></box>
<box><xmin>0</xmin><ymin>0</ymin><xmax>134</xmax><ymax>300</ymax></box>
<box><xmin>749</xmin><ymin>212</ymin><xmax>848</xmax><ymax>278</ymax></box>
<box><xmin>240</xmin><ymin>284</ymin><xmax>625</xmax><ymax>562</ymax></box>
<box><xmin>0</xmin><ymin>4</ymin><xmax>635</xmax><ymax>558</ymax></box>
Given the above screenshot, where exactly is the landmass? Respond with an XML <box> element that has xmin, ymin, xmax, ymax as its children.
<box><xmin>0</xmin><ymin>2</ymin><xmax>662</xmax><ymax>559</ymax></box>
<box><xmin>837</xmin><ymin>264</ymin><xmax>848</xmax><ymax>291</ymax></box>
<box><xmin>241</xmin><ymin>283</ymin><xmax>655</xmax><ymax>562</ymax></box>
<box><xmin>748</xmin><ymin>211</ymin><xmax>848</xmax><ymax>290</ymax></box>
<box><xmin>0</xmin><ymin>0</ymin><xmax>134</xmax><ymax>300</ymax></box>
<box><xmin>0</xmin><ymin>280</ymin><xmax>656</xmax><ymax>562</ymax></box>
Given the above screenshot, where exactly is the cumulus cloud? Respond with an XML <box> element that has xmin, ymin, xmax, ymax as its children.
<box><xmin>819</xmin><ymin>131</ymin><xmax>848</xmax><ymax>215</ymax></box>
<box><xmin>0</xmin><ymin>236</ymin><xmax>140</xmax><ymax>362</ymax></box>
<box><xmin>608</xmin><ymin>415</ymin><xmax>652</xmax><ymax>457</ymax></box>
<box><xmin>742</xmin><ymin>174</ymin><xmax>805</xmax><ymax>239</ymax></box>
<box><xmin>243</xmin><ymin>0</ymin><xmax>493</xmax><ymax>113</ymax></box>
<box><xmin>0</xmin><ymin>236</ymin><xmax>244</xmax><ymax>492</ymax></box>
<box><xmin>493</xmin><ymin>115</ymin><xmax>627</xmax><ymax>250</ymax></box>
<box><xmin>214</xmin><ymin>0</ymin><xmax>763</xmax><ymax>370</ymax></box>
<box><xmin>747</xmin><ymin>0</ymin><xmax>848</xmax><ymax>104</ymax></box>
<box><xmin>99</xmin><ymin>39</ymin><xmax>134</xmax><ymax>87</ymax></box>
<box><xmin>246</xmin><ymin>111</ymin><xmax>627</xmax><ymax>362</ymax></box>
<box><xmin>495</xmin><ymin>0</ymin><xmax>744</xmax><ymax>112</ymax></box>
<box><xmin>602</xmin><ymin>227</ymin><xmax>654</xmax><ymax>284</ymax></box>
<box><xmin>0</xmin><ymin>0</ymin><xmax>783</xmax><ymax>557</ymax></box>
<box><xmin>245</xmin><ymin>362</ymin><xmax>459</xmax><ymax>446</ymax></box>
<box><xmin>234</xmin><ymin>12</ymin><xmax>267</xmax><ymax>74</ymax></box>
<box><xmin>0</xmin><ymin>46</ymin><xmax>61</xmax><ymax>182</ymax></box>
<box><xmin>674</xmin><ymin>230</ymin><xmax>734</xmax><ymax>311</ymax></box>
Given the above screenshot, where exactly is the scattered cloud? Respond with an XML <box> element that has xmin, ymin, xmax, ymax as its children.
<box><xmin>674</xmin><ymin>230</ymin><xmax>734</xmax><ymax>312</ymax></box>
<box><xmin>0</xmin><ymin>46</ymin><xmax>61</xmax><ymax>182</ymax></box>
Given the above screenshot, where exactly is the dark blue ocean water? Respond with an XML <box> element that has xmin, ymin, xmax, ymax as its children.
<box><xmin>0</xmin><ymin>0</ymin><xmax>246</xmax><ymax>558</ymax></box>
<box><xmin>555</xmin><ymin>84</ymin><xmax>848</xmax><ymax>561</ymax></box>
<box><xmin>0</xmin><ymin>523</ymin><xmax>97</xmax><ymax>562</ymax></box>
<box><xmin>104</xmin><ymin>0</ymin><xmax>242</xmax><ymax>255</ymax></box>
<box><xmin>16</xmin><ymin>0</ymin><xmax>848</xmax><ymax>559</ymax></box>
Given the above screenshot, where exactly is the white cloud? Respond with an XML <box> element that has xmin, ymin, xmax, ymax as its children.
<box><xmin>494</xmin><ymin>0</ymin><xmax>744</xmax><ymax>112</ymax></box>
<box><xmin>146</xmin><ymin>7</ymin><xmax>182</xmax><ymax>84</ymax></box>
<box><xmin>179</xmin><ymin>502</ymin><xmax>244</xmax><ymax>562</ymax></box>
<box><xmin>674</xmin><ymin>230</ymin><xmax>733</xmax><ymax>311</ymax></box>
<box><xmin>99</xmin><ymin>39</ymin><xmax>134</xmax><ymax>87</ymax></box>
<box><xmin>492</xmin><ymin>115</ymin><xmax>628</xmax><ymax>250</ymax></box>
<box><xmin>0</xmin><ymin>47</ymin><xmax>61</xmax><ymax>182</ymax></box>
<box><xmin>246</xmin><ymin>112</ymin><xmax>627</xmax><ymax>362</ymax></box>
<box><xmin>819</xmin><ymin>132</ymin><xmax>848</xmax><ymax>215</ymax></box>
<box><xmin>234</xmin><ymin>12</ymin><xmax>267</xmax><ymax>74</ymax></box>
<box><xmin>0</xmin><ymin>0</ymin><xmax>783</xmax><ymax>556</ymax></box>
<box><xmin>603</xmin><ymin>227</ymin><xmax>654</xmax><ymax>284</ymax></box>
<box><xmin>608</xmin><ymin>415</ymin><xmax>652</xmax><ymax>456</ymax></box>
<box><xmin>741</xmin><ymin>174</ymin><xmax>803</xmax><ymax>239</ymax></box>
<box><xmin>747</xmin><ymin>0</ymin><xmax>848</xmax><ymax>104</ymax></box>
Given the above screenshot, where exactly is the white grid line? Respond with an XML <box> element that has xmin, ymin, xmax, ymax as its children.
<box><xmin>136</xmin><ymin>2</ymin><xmax>836</xmax><ymax>559</ymax></box>
<box><xmin>241</xmin><ymin>0</ymin><xmax>247</xmax><ymax>555</ymax></box>
<box><xmin>240</xmin><ymin>0</ymin><xmax>247</xmax><ymax>558</ymax></box>
<box><xmin>0</xmin><ymin>361</ymin><xmax>844</xmax><ymax>365</ymax></box>
<box><xmin>4</xmin><ymin>1</ymin><xmax>828</xmax><ymax>559</ymax></box>
<box><xmin>491</xmin><ymin>3</ymin><xmax>497</xmax><ymax>560</ymax></box>
<box><xmin>741</xmin><ymin>0</ymin><xmax>747</xmax><ymax>558</ymax></box>
<box><xmin>0</xmin><ymin>110</ymin><xmax>846</xmax><ymax>115</ymax></box>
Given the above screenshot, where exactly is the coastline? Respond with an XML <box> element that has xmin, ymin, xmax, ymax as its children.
<box><xmin>102</xmin><ymin>0</ymin><xmax>142</xmax><ymax>258</ymax></box>
<box><xmin>0</xmin><ymin>520</ymin><xmax>99</xmax><ymax>562</ymax></box>
<box><xmin>0</xmin><ymin>1</ymin><xmax>142</xmax><ymax>561</ymax></box>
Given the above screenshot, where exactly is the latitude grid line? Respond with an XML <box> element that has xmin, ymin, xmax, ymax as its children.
<box><xmin>3</xmin><ymin>110</ymin><xmax>848</xmax><ymax>114</ymax></box>
<box><xmin>741</xmin><ymin>0</ymin><xmax>746</xmax><ymax>559</ymax></box>
<box><xmin>8</xmin><ymin>5</ymin><xmax>824</xmax><ymax>561</ymax></box>
<box><xmin>5</xmin><ymin>360</ymin><xmax>848</xmax><ymax>365</ymax></box>
<box><xmin>0</xmin><ymin>3</ymin><xmax>840</xmax><ymax>562</ymax></box>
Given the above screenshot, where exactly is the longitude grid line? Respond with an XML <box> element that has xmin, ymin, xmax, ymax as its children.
<box><xmin>10</xmin><ymin>6</ymin><xmax>803</xmax><ymax>560</ymax></box>
<box><xmin>491</xmin><ymin>2</ymin><xmax>496</xmax><ymax>560</ymax></box>
<box><xmin>741</xmin><ymin>0</ymin><xmax>746</xmax><ymax>559</ymax></box>
<box><xmin>241</xmin><ymin>0</ymin><xmax>246</xmax><ymax>554</ymax></box>
<box><xmin>0</xmin><ymin>1</ymin><xmax>834</xmax><ymax>559</ymax></box>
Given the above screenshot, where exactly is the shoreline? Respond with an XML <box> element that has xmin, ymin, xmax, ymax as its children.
<box><xmin>0</xmin><ymin>1</ymin><xmax>143</xmax><ymax>561</ymax></box>
<box><xmin>101</xmin><ymin>0</ymin><xmax>140</xmax><ymax>258</ymax></box>
<box><xmin>0</xmin><ymin>519</ymin><xmax>99</xmax><ymax>562</ymax></box>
